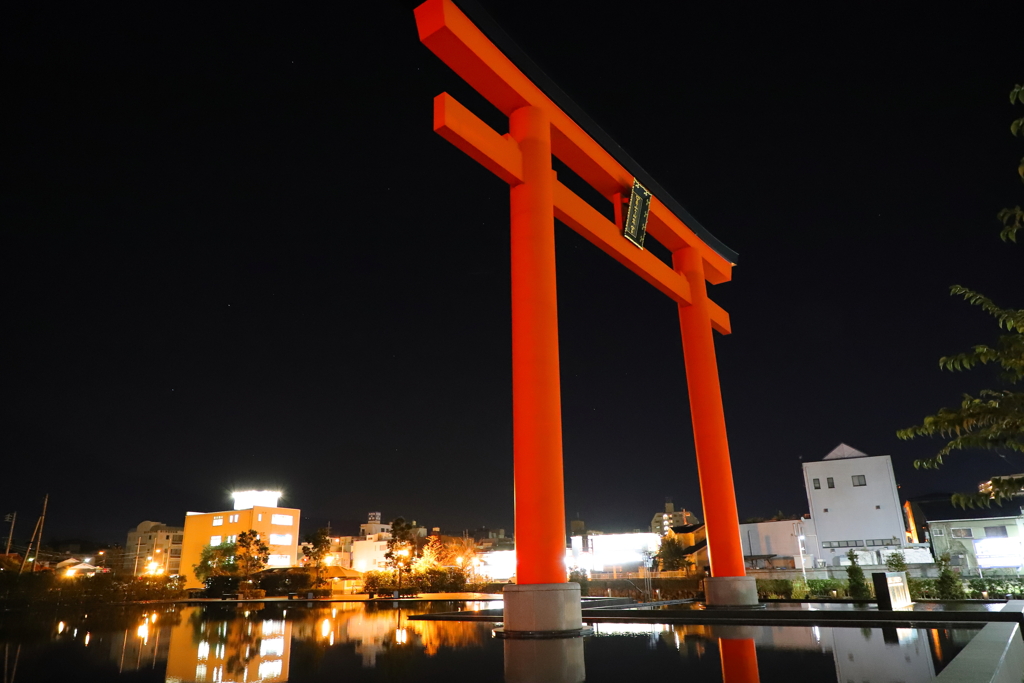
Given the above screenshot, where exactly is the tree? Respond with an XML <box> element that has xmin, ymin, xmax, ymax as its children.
<box><xmin>384</xmin><ymin>518</ymin><xmax>418</xmax><ymax>590</ymax></box>
<box><xmin>654</xmin><ymin>534</ymin><xmax>688</xmax><ymax>571</ymax></box>
<box><xmin>234</xmin><ymin>530</ymin><xmax>269</xmax><ymax>585</ymax></box>
<box><xmin>935</xmin><ymin>553</ymin><xmax>966</xmax><ymax>599</ymax></box>
<box><xmin>845</xmin><ymin>550</ymin><xmax>870</xmax><ymax>600</ymax></box>
<box><xmin>885</xmin><ymin>550</ymin><xmax>908</xmax><ymax>574</ymax></box>
<box><xmin>193</xmin><ymin>541</ymin><xmax>237</xmax><ymax>584</ymax></box>
<box><xmin>898</xmin><ymin>84</ymin><xmax>1024</xmax><ymax>508</ymax></box>
<box><xmin>303</xmin><ymin>528</ymin><xmax>332</xmax><ymax>588</ymax></box>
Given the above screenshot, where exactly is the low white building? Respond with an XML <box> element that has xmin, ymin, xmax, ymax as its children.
<box><xmin>739</xmin><ymin>518</ymin><xmax>818</xmax><ymax>570</ymax></box>
<box><xmin>802</xmin><ymin>444</ymin><xmax>907</xmax><ymax>566</ymax></box>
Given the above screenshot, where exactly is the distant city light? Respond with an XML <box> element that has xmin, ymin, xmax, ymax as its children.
<box><xmin>232</xmin><ymin>490</ymin><xmax>282</xmax><ymax>510</ymax></box>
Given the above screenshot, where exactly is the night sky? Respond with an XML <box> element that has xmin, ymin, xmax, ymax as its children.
<box><xmin>5</xmin><ymin>2</ymin><xmax>1022</xmax><ymax>545</ymax></box>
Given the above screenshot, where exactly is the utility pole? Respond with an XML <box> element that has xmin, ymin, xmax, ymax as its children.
<box><xmin>132</xmin><ymin>536</ymin><xmax>143</xmax><ymax>576</ymax></box>
<box><xmin>4</xmin><ymin>511</ymin><xmax>14</xmax><ymax>555</ymax></box>
<box><xmin>19</xmin><ymin>496</ymin><xmax>48</xmax><ymax>575</ymax></box>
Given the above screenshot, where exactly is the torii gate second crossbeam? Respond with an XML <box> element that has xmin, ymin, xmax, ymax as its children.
<box><xmin>414</xmin><ymin>0</ymin><xmax>760</xmax><ymax>634</ymax></box>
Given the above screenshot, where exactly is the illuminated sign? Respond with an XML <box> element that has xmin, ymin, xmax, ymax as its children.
<box><xmin>974</xmin><ymin>538</ymin><xmax>1024</xmax><ymax>568</ymax></box>
<box><xmin>232</xmin><ymin>490</ymin><xmax>282</xmax><ymax>510</ymax></box>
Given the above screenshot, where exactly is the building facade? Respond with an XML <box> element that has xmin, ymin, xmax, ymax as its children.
<box><xmin>739</xmin><ymin>518</ymin><xmax>818</xmax><ymax>570</ymax></box>
<box><xmin>802</xmin><ymin>444</ymin><xmax>906</xmax><ymax>565</ymax></box>
<box><xmin>650</xmin><ymin>499</ymin><xmax>699</xmax><ymax>536</ymax></box>
<box><xmin>179</xmin><ymin>492</ymin><xmax>300</xmax><ymax>589</ymax></box>
<box><xmin>124</xmin><ymin>521</ymin><xmax>184</xmax><ymax>577</ymax></box>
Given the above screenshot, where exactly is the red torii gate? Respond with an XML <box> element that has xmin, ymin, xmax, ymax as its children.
<box><xmin>414</xmin><ymin>0</ymin><xmax>758</xmax><ymax>633</ymax></box>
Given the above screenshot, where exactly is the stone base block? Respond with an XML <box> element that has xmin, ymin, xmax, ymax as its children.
<box><xmin>502</xmin><ymin>583</ymin><xmax>583</xmax><ymax>634</ymax></box>
<box><xmin>703</xmin><ymin>576</ymin><xmax>763</xmax><ymax>609</ymax></box>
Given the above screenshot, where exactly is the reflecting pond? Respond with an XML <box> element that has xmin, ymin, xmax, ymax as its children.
<box><xmin>0</xmin><ymin>600</ymin><xmax>980</xmax><ymax>682</ymax></box>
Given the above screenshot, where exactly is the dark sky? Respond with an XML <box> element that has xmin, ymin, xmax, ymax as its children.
<box><xmin>5</xmin><ymin>1</ymin><xmax>1022</xmax><ymax>545</ymax></box>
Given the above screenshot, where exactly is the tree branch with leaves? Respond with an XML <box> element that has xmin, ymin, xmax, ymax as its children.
<box><xmin>898</xmin><ymin>84</ymin><xmax>1024</xmax><ymax>508</ymax></box>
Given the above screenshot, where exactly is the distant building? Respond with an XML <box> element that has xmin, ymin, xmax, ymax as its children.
<box><xmin>650</xmin><ymin>499</ymin><xmax>699</xmax><ymax>536</ymax></box>
<box><xmin>124</xmin><ymin>521</ymin><xmax>184</xmax><ymax>577</ymax></box>
<box><xmin>179</xmin><ymin>491</ymin><xmax>300</xmax><ymax>589</ymax></box>
<box><xmin>802</xmin><ymin>444</ymin><xmax>907</xmax><ymax>566</ymax></box>
<box><xmin>360</xmin><ymin>512</ymin><xmax>391</xmax><ymax>537</ymax></box>
<box><xmin>739</xmin><ymin>518</ymin><xmax>818</xmax><ymax>570</ymax></box>
<box><xmin>905</xmin><ymin>493</ymin><xmax>1024</xmax><ymax>574</ymax></box>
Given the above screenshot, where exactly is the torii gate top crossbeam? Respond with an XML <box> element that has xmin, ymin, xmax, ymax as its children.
<box><xmin>415</xmin><ymin>0</ymin><xmax>736</xmax><ymax>291</ymax></box>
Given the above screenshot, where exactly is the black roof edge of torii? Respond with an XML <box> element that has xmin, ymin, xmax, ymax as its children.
<box><xmin>452</xmin><ymin>0</ymin><xmax>740</xmax><ymax>265</ymax></box>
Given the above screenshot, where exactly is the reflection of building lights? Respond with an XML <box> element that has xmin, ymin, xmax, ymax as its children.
<box><xmin>321</xmin><ymin>618</ymin><xmax>332</xmax><ymax>638</ymax></box>
<box><xmin>197</xmin><ymin>640</ymin><xmax>210</xmax><ymax>660</ymax></box>
<box><xmin>84</xmin><ymin>632</ymin><xmax>90</xmax><ymax>646</ymax></box>
<box><xmin>151</xmin><ymin>613</ymin><xmax>157</xmax><ymax>623</ymax></box>
<box><xmin>329</xmin><ymin>632</ymin><xmax>335</xmax><ymax>646</ymax></box>
<box><xmin>261</xmin><ymin>637</ymin><xmax>285</xmax><ymax>656</ymax></box>
<box><xmin>137</xmin><ymin>622</ymin><xmax>149</xmax><ymax>644</ymax></box>
<box><xmin>395</xmin><ymin>628</ymin><xmax>408</xmax><ymax>644</ymax></box>
<box><xmin>57</xmin><ymin>621</ymin><xmax>65</xmax><ymax>634</ymax></box>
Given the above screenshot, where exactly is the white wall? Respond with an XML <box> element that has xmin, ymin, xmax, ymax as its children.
<box><xmin>803</xmin><ymin>455</ymin><xmax>906</xmax><ymax>566</ymax></box>
<box><xmin>739</xmin><ymin>519</ymin><xmax>818</xmax><ymax>567</ymax></box>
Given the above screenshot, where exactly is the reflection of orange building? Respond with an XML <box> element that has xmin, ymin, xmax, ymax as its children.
<box><xmin>165</xmin><ymin>606</ymin><xmax>292</xmax><ymax>682</ymax></box>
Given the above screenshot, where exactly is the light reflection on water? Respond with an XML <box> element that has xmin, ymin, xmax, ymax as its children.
<box><xmin>0</xmin><ymin>601</ymin><xmax>982</xmax><ymax>682</ymax></box>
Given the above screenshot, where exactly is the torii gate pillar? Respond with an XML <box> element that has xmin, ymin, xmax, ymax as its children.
<box><xmin>502</xmin><ymin>104</ymin><xmax>584</xmax><ymax>634</ymax></box>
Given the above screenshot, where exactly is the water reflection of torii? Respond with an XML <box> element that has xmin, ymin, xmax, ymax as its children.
<box><xmin>413</xmin><ymin>0</ymin><xmax>757</xmax><ymax>636</ymax></box>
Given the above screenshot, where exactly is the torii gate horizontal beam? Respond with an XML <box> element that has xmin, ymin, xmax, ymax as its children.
<box><xmin>416</xmin><ymin>0</ymin><xmax>735</xmax><ymax>287</ymax></box>
<box><xmin>435</xmin><ymin>92</ymin><xmax>731</xmax><ymax>334</ymax></box>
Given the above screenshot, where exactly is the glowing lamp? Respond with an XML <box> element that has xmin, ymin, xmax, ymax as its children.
<box><xmin>232</xmin><ymin>490</ymin><xmax>282</xmax><ymax>510</ymax></box>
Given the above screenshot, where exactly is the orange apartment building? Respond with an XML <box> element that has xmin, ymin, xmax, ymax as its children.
<box><xmin>180</xmin><ymin>491</ymin><xmax>300</xmax><ymax>589</ymax></box>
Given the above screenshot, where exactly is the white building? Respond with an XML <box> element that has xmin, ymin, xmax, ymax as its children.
<box><xmin>739</xmin><ymin>518</ymin><xmax>818</xmax><ymax>570</ymax></box>
<box><xmin>802</xmin><ymin>444</ymin><xmax>907</xmax><ymax>566</ymax></box>
<box><xmin>124</xmin><ymin>521</ymin><xmax>184</xmax><ymax>577</ymax></box>
<box><xmin>649</xmin><ymin>499</ymin><xmax>699</xmax><ymax>536</ymax></box>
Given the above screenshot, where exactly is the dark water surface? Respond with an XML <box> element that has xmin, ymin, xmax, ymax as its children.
<box><xmin>0</xmin><ymin>600</ymin><xmax>979</xmax><ymax>682</ymax></box>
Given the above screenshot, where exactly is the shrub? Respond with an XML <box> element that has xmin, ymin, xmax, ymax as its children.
<box><xmin>790</xmin><ymin>579</ymin><xmax>809</xmax><ymax>600</ymax></box>
<box><xmin>908</xmin><ymin>578</ymin><xmax>939</xmax><ymax>599</ymax></box>
<box><xmin>846</xmin><ymin>551</ymin><xmax>871</xmax><ymax>600</ymax></box>
<box><xmin>935</xmin><ymin>554</ymin><xmax>965</xmax><ymax>600</ymax></box>
<box><xmin>755</xmin><ymin>579</ymin><xmax>793</xmax><ymax>599</ymax></box>
<box><xmin>884</xmin><ymin>550</ymin><xmax>908</xmax><ymax>573</ymax></box>
<box><xmin>807</xmin><ymin>579</ymin><xmax>847</xmax><ymax>598</ymax></box>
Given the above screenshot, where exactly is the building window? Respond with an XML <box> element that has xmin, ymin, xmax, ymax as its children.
<box><xmin>212</xmin><ymin>516</ymin><xmax>224</xmax><ymax>527</ymax></box>
<box><xmin>852</xmin><ymin>475</ymin><xmax>866</xmax><ymax>487</ymax></box>
<box><xmin>170</xmin><ymin>549</ymin><xmax>181</xmax><ymax>557</ymax></box>
<box><xmin>269</xmin><ymin>533</ymin><xmax>293</xmax><ymax>546</ymax></box>
<box><xmin>267</xmin><ymin>554</ymin><xmax>290</xmax><ymax>566</ymax></box>
<box><xmin>172</xmin><ymin>535</ymin><xmax>183</xmax><ymax>544</ymax></box>
<box><xmin>225</xmin><ymin>535</ymin><xmax>237</xmax><ymax>543</ymax></box>
<box><xmin>823</xmin><ymin>540</ymin><xmax>864</xmax><ymax>548</ymax></box>
<box><xmin>827</xmin><ymin>477</ymin><xmax>835</xmax><ymax>489</ymax></box>
<box><xmin>813</xmin><ymin>478</ymin><xmax>821</xmax><ymax>489</ymax></box>
<box><xmin>875</xmin><ymin>505</ymin><xmax>881</xmax><ymax>510</ymax></box>
<box><xmin>950</xmin><ymin>528</ymin><xmax>973</xmax><ymax>538</ymax></box>
<box><xmin>271</xmin><ymin>514</ymin><xmax>294</xmax><ymax>526</ymax></box>
<box><xmin>865</xmin><ymin>539</ymin><xmax>894</xmax><ymax>546</ymax></box>
<box><xmin>229</xmin><ymin>514</ymin><xmax>239</xmax><ymax>524</ymax></box>
<box><xmin>984</xmin><ymin>526</ymin><xmax>1008</xmax><ymax>538</ymax></box>
<box><xmin>931</xmin><ymin>528</ymin><xmax>944</xmax><ymax>536</ymax></box>
<box><xmin>823</xmin><ymin>508</ymin><xmax>829</xmax><ymax>513</ymax></box>
<box><xmin>257</xmin><ymin>513</ymin><xmax>263</xmax><ymax>522</ymax></box>
<box><xmin>210</xmin><ymin>536</ymin><xmax>222</xmax><ymax>546</ymax></box>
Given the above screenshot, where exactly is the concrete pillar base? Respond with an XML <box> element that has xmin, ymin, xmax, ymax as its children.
<box><xmin>499</xmin><ymin>583</ymin><xmax>585</xmax><ymax>636</ymax></box>
<box><xmin>703</xmin><ymin>576</ymin><xmax>763</xmax><ymax>609</ymax></box>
